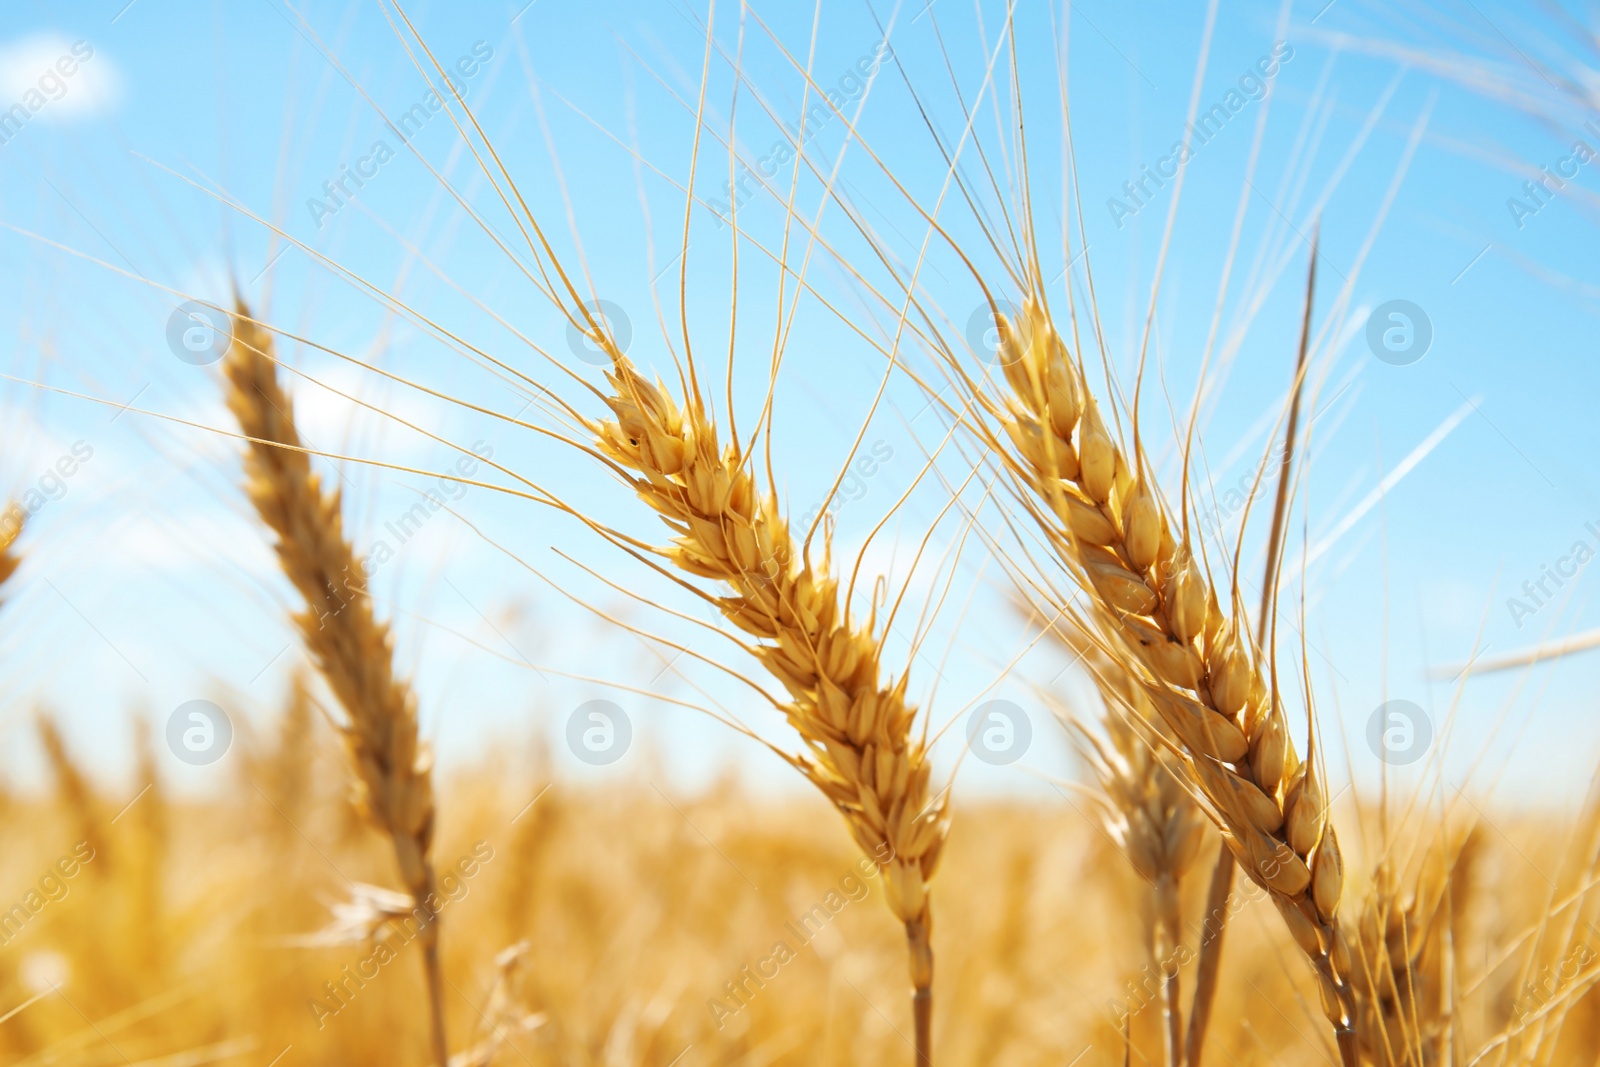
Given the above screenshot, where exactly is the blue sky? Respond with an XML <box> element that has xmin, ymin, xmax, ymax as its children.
<box><xmin>2</xmin><ymin>0</ymin><xmax>1598</xmax><ymax>816</ymax></box>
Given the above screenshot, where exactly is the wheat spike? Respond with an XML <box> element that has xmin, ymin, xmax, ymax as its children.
<box><xmin>1084</xmin><ymin>702</ymin><xmax>1204</xmax><ymax>1067</ymax></box>
<box><xmin>264</xmin><ymin>670</ymin><xmax>315</xmax><ymax>835</ymax></box>
<box><xmin>222</xmin><ymin>303</ymin><xmax>449</xmax><ymax>1067</ymax></box>
<box><xmin>581</xmin><ymin>336</ymin><xmax>948</xmax><ymax>1063</ymax></box>
<box><xmin>37</xmin><ymin>712</ymin><xmax>107</xmax><ymax>876</ymax></box>
<box><xmin>0</xmin><ymin>505</ymin><xmax>22</xmax><ymax>596</ymax></box>
<box><xmin>977</xmin><ymin>292</ymin><xmax>1358</xmax><ymax>1063</ymax></box>
<box><xmin>1055</xmin><ymin>627</ymin><xmax>1205</xmax><ymax>1065</ymax></box>
<box><xmin>1353</xmin><ymin>874</ymin><xmax>1442</xmax><ymax>1067</ymax></box>
<box><xmin>128</xmin><ymin>715</ymin><xmax>170</xmax><ymax>976</ymax></box>
<box><xmin>1352</xmin><ymin>832</ymin><xmax>1477</xmax><ymax>1066</ymax></box>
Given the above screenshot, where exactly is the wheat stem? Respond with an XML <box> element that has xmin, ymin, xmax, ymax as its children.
<box><xmin>907</xmin><ymin>917</ymin><xmax>934</xmax><ymax>1065</ymax></box>
<box><xmin>1157</xmin><ymin>874</ymin><xmax>1183</xmax><ymax>1067</ymax></box>
<box><xmin>1184</xmin><ymin>853</ymin><xmax>1235</xmax><ymax>1066</ymax></box>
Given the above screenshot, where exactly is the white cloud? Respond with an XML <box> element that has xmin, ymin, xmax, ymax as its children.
<box><xmin>0</xmin><ymin>34</ymin><xmax>121</xmax><ymax>122</ymax></box>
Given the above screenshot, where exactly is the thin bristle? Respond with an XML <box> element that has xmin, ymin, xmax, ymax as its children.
<box><xmin>1188</xmin><ymin>242</ymin><xmax>1319</xmax><ymax>1067</ymax></box>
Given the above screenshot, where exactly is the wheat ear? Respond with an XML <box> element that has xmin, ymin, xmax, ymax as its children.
<box><xmin>222</xmin><ymin>304</ymin><xmax>448</xmax><ymax>1067</ymax></box>
<box><xmin>581</xmin><ymin>338</ymin><xmax>948</xmax><ymax>1064</ymax></box>
<box><xmin>37</xmin><ymin>713</ymin><xmax>107</xmax><ymax>874</ymax></box>
<box><xmin>1351</xmin><ymin>832</ymin><xmax>1476</xmax><ymax>1067</ymax></box>
<box><xmin>980</xmin><ymin>293</ymin><xmax>1358</xmax><ymax>1064</ymax></box>
<box><xmin>0</xmin><ymin>505</ymin><xmax>21</xmax><ymax>597</ymax></box>
<box><xmin>1060</xmin><ymin>632</ymin><xmax>1206</xmax><ymax>1066</ymax></box>
<box><xmin>1185</xmin><ymin>241</ymin><xmax>1316</xmax><ymax>1065</ymax></box>
<box><xmin>1353</xmin><ymin>871</ymin><xmax>1444</xmax><ymax>1067</ymax></box>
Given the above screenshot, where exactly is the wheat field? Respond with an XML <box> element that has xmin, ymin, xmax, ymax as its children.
<box><xmin>0</xmin><ymin>733</ymin><xmax>1596</xmax><ymax>1065</ymax></box>
<box><xmin>2</xmin><ymin>1</ymin><xmax>1599</xmax><ymax>1065</ymax></box>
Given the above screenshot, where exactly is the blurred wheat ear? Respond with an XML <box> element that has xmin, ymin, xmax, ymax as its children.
<box><xmin>0</xmin><ymin>505</ymin><xmax>22</xmax><ymax>597</ymax></box>
<box><xmin>1351</xmin><ymin>831</ymin><xmax>1477</xmax><ymax>1066</ymax></box>
<box><xmin>221</xmin><ymin>302</ymin><xmax>449</xmax><ymax>1067</ymax></box>
<box><xmin>1053</xmin><ymin>623</ymin><xmax>1207</xmax><ymax>1067</ymax></box>
<box><xmin>37</xmin><ymin>712</ymin><xmax>107</xmax><ymax>876</ymax></box>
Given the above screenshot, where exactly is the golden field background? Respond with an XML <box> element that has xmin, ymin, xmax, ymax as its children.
<box><xmin>0</xmin><ymin>697</ymin><xmax>1595</xmax><ymax>1066</ymax></box>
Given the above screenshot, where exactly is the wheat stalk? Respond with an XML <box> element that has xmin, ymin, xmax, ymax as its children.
<box><xmin>222</xmin><ymin>303</ymin><xmax>449</xmax><ymax>1067</ymax></box>
<box><xmin>579</xmin><ymin>335</ymin><xmax>949</xmax><ymax>1064</ymax></box>
<box><xmin>967</xmin><ymin>289</ymin><xmax>1358</xmax><ymax>1064</ymax></box>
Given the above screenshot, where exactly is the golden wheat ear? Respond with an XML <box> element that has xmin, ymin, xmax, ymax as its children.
<box><xmin>0</xmin><ymin>504</ymin><xmax>22</xmax><ymax>597</ymax></box>
<box><xmin>221</xmin><ymin>303</ymin><xmax>449</xmax><ymax>1067</ymax></box>
<box><xmin>578</xmin><ymin>341</ymin><xmax>948</xmax><ymax>1064</ymax></box>
<box><xmin>972</xmin><ymin>291</ymin><xmax>1359</xmax><ymax>1064</ymax></box>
